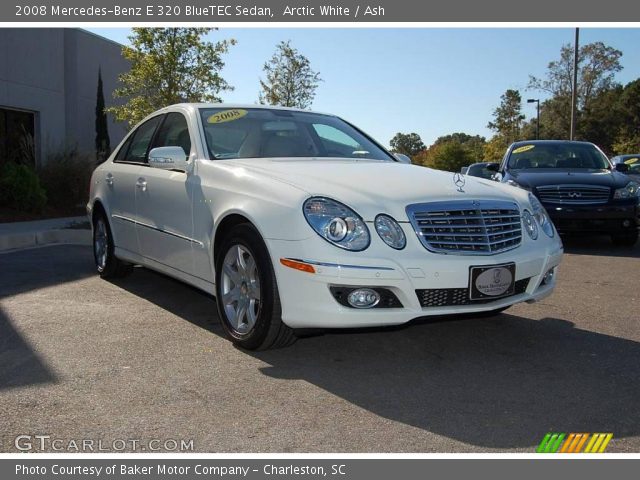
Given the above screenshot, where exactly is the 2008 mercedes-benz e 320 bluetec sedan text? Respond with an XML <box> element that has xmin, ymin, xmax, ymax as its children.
<box><xmin>88</xmin><ymin>104</ymin><xmax>563</xmax><ymax>349</ymax></box>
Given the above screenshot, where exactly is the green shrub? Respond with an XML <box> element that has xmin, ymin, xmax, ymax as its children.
<box><xmin>39</xmin><ymin>148</ymin><xmax>94</xmax><ymax>210</ymax></box>
<box><xmin>0</xmin><ymin>161</ymin><xmax>47</xmax><ymax>213</ymax></box>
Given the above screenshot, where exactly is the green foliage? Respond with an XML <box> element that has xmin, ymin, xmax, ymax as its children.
<box><xmin>0</xmin><ymin>162</ymin><xmax>47</xmax><ymax>212</ymax></box>
<box><xmin>528</xmin><ymin>42</ymin><xmax>623</xmax><ymax>110</ymax></box>
<box><xmin>259</xmin><ymin>40</ymin><xmax>322</xmax><ymax>109</ymax></box>
<box><xmin>108</xmin><ymin>28</ymin><xmax>236</xmax><ymax>128</ymax></box>
<box><xmin>425</xmin><ymin>140</ymin><xmax>472</xmax><ymax>173</ymax></box>
<box><xmin>389</xmin><ymin>132</ymin><xmax>426</xmax><ymax>157</ymax></box>
<box><xmin>433</xmin><ymin>132</ymin><xmax>486</xmax><ymax>161</ymax></box>
<box><xmin>487</xmin><ymin>89</ymin><xmax>525</xmax><ymax>144</ymax></box>
<box><xmin>483</xmin><ymin>135</ymin><xmax>509</xmax><ymax>162</ymax></box>
<box><xmin>612</xmin><ymin>79</ymin><xmax>640</xmax><ymax>154</ymax></box>
<box><xmin>95</xmin><ymin>68</ymin><xmax>111</xmax><ymax>162</ymax></box>
<box><xmin>38</xmin><ymin>148</ymin><xmax>94</xmax><ymax>210</ymax></box>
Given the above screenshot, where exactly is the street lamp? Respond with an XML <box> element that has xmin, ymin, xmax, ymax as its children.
<box><xmin>527</xmin><ymin>98</ymin><xmax>540</xmax><ymax>140</ymax></box>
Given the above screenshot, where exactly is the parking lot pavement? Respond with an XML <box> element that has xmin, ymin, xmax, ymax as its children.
<box><xmin>1</xmin><ymin>239</ymin><xmax>639</xmax><ymax>453</ymax></box>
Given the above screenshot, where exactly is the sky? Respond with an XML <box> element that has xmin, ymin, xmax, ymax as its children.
<box><xmin>86</xmin><ymin>27</ymin><xmax>640</xmax><ymax>148</ymax></box>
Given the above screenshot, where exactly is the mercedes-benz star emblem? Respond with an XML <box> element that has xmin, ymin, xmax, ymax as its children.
<box><xmin>453</xmin><ymin>172</ymin><xmax>466</xmax><ymax>192</ymax></box>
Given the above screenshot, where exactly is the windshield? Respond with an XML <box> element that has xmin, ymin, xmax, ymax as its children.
<box><xmin>199</xmin><ymin>108</ymin><xmax>393</xmax><ymax>161</ymax></box>
<box><xmin>507</xmin><ymin>143</ymin><xmax>611</xmax><ymax>170</ymax></box>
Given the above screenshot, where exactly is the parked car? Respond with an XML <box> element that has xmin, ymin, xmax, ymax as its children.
<box><xmin>88</xmin><ymin>104</ymin><xmax>563</xmax><ymax>350</ymax></box>
<box><xmin>461</xmin><ymin>162</ymin><xmax>497</xmax><ymax>180</ymax></box>
<box><xmin>611</xmin><ymin>154</ymin><xmax>640</xmax><ymax>182</ymax></box>
<box><xmin>492</xmin><ymin>140</ymin><xmax>639</xmax><ymax>246</ymax></box>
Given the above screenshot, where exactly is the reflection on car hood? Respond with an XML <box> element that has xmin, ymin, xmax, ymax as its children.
<box><xmin>510</xmin><ymin>169</ymin><xmax>631</xmax><ymax>189</ymax></box>
<box><xmin>228</xmin><ymin>157</ymin><xmax>529</xmax><ymax>220</ymax></box>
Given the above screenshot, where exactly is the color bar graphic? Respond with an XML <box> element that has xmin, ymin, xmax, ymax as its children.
<box><xmin>537</xmin><ymin>433</ymin><xmax>613</xmax><ymax>453</ymax></box>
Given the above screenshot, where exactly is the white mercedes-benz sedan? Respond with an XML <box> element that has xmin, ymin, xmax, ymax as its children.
<box><xmin>87</xmin><ymin>104</ymin><xmax>563</xmax><ymax>349</ymax></box>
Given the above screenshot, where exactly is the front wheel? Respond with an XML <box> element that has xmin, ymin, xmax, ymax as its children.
<box><xmin>611</xmin><ymin>232</ymin><xmax>638</xmax><ymax>247</ymax></box>
<box><xmin>215</xmin><ymin>223</ymin><xmax>296</xmax><ymax>350</ymax></box>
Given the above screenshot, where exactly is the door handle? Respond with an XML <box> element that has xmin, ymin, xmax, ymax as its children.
<box><xmin>136</xmin><ymin>177</ymin><xmax>147</xmax><ymax>192</ymax></box>
<box><xmin>105</xmin><ymin>173</ymin><xmax>114</xmax><ymax>186</ymax></box>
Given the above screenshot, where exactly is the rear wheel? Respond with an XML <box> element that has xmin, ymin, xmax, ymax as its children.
<box><xmin>611</xmin><ymin>232</ymin><xmax>638</xmax><ymax>247</ymax></box>
<box><xmin>215</xmin><ymin>223</ymin><xmax>296</xmax><ymax>350</ymax></box>
<box><xmin>93</xmin><ymin>211</ymin><xmax>133</xmax><ymax>279</ymax></box>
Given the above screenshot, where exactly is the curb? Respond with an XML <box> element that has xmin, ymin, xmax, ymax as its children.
<box><xmin>0</xmin><ymin>229</ymin><xmax>91</xmax><ymax>253</ymax></box>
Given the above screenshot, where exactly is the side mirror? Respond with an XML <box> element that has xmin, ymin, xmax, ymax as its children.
<box><xmin>393</xmin><ymin>153</ymin><xmax>412</xmax><ymax>164</ymax></box>
<box><xmin>485</xmin><ymin>162</ymin><xmax>500</xmax><ymax>172</ymax></box>
<box><xmin>615</xmin><ymin>163</ymin><xmax>629</xmax><ymax>173</ymax></box>
<box><xmin>148</xmin><ymin>147</ymin><xmax>188</xmax><ymax>172</ymax></box>
<box><xmin>492</xmin><ymin>172</ymin><xmax>503</xmax><ymax>182</ymax></box>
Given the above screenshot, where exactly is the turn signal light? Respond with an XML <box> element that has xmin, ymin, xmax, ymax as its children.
<box><xmin>280</xmin><ymin>258</ymin><xmax>316</xmax><ymax>274</ymax></box>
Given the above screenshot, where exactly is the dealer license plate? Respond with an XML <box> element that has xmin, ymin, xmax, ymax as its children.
<box><xmin>469</xmin><ymin>263</ymin><xmax>516</xmax><ymax>301</ymax></box>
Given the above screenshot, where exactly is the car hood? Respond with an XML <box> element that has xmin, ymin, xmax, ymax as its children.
<box><xmin>509</xmin><ymin>169</ymin><xmax>631</xmax><ymax>189</ymax></box>
<box><xmin>228</xmin><ymin>158</ymin><xmax>529</xmax><ymax>221</ymax></box>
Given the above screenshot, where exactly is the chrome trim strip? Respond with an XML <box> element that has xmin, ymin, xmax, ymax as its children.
<box><xmin>112</xmin><ymin>214</ymin><xmax>204</xmax><ymax>247</ymax></box>
<box><xmin>285</xmin><ymin>258</ymin><xmax>395</xmax><ymax>271</ymax></box>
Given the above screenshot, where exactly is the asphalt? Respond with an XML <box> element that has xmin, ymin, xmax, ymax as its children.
<box><xmin>0</xmin><ymin>237</ymin><xmax>639</xmax><ymax>453</ymax></box>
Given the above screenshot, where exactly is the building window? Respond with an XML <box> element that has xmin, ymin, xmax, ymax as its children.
<box><xmin>0</xmin><ymin>107</ymin><xmax>36</xmax><ymax>167</ymax></box>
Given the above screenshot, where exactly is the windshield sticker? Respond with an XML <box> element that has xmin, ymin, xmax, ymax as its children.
<box><xmin>207</xmin><ymin>109</ymin><xmax>248</xmax><ymax>124</ymax></box>
<box><xmin>624</xmin><ymin>157</ymin><xmax>639</xmax><ymax>165</ymax></box>
<box><xmin>512</xmin><ymin>145</ymin><xmax>535</xmax><ymax>154</ymax></box>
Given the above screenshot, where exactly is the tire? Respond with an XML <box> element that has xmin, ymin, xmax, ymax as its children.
<box><xmin>93</xmin><ymin>211</ymin><xmax>133</xmax><ymax>279</ymax></box>
<box><xmin>611</xmin><ymin>232</ymin><xmax>638</xmax><ymax>247</ymax></box>
<box><xmin>215</xmin><ymin>223</ymin><xmax>296</xmax><ymax>350</ymax></box>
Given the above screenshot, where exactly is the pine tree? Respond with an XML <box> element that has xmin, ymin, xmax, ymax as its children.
<box><xmin>95</xmin><ymin>68</ymin><xmax>111</xmax><ymax>163</ymax></box>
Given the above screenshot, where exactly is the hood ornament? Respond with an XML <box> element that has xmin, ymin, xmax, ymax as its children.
<box><xmin>453</xmin><ymin>172</ymin><xmax>466</xmax><ymax>193</ymax></box>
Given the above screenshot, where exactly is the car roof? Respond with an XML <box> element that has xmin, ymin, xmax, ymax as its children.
<box><xmin>613</xmin><ymin>154</ymin><xmax>640</xmax><ymax>160</ymax></box>
<box><xmin>163</xmin><ymin>103</ymin><xmax>337</xmax><ymax>117</ymax></box>
<box><xmin>510</xmin><ymin>139</ymin><xmax>596</xmax><ymax>148</ymax></box>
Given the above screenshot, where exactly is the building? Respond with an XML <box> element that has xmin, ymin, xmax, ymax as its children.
<box><xmin>0</xmin><ymin>28</ymin><xmax>129</xmax><ymax>167</ymax></box>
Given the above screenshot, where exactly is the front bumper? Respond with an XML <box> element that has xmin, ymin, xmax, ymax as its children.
<box><xmin>266</xmin><ymin>228</ymin><xmax>563</xmax><ymax>329</ymax></box>
<box><xmin>543</xmin><ymin>200</ymin><xmax>640</xmax><ymax>233</ymax></box>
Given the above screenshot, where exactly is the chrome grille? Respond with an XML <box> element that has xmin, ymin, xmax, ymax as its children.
<box><xmin>535</xmin><ymin>184</ymin><xmax>610</xmax><ymax>204</ymax></box>
<box><xmin>406</xmin><ymin>200</ymin><xmax>522</xmax><ymax>255</ymax></box>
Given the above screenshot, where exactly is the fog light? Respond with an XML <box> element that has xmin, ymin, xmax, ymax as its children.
<box><xmin>347</xmin><ymin>288</ymin><xmax>380</xmax><ymax>308</ymax></box>
<box><xmin>542</xmin><ymin>268</ymin><xmax>555</xmax><ymax>286</ymax></box>
<box><xmin>623</xmin><ymin>219</ymin><xmax>631</xmax><ymax>228</ymax></box>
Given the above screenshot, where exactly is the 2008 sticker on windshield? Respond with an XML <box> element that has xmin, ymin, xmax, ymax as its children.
<box><xmin>512</xmin><ymin>145</ymin><xmax>535</xmax><ymax>154</ymax></box>
<box><xmin>207</xmin><ymin>109</ymin><xmax>248</xmax><ymax>124</ymax></box>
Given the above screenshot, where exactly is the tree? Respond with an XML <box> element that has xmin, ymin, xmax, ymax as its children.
<box><xmin>433</xmin><ymin>132</ymin><xmax>486</xmax><ymax>160</ymax></box>
<box><xmin>389</xmin><ymin>132</ymin><xmax>425</xmax><ymax>157</ymax></box>
<box><xmin>259</xmin><ymin>40</ymin><xmax>321</xmax><ymax>109</ymax></box>
<box><xmin>612</xmin><ymin>79</ymin><xmax>640</xmax><ymax>154</ymax></box>
<box><xmin>95</xmin><ymin>68</ymin><xmax>111</xmax><ymax>163</ymax></box>
<box><xmin>527</xmin><ymin>42</ymin><xmax>623</xmax><ymax>139</ymax></box>
<box><xmin>425</xmin><ymin>140</ymin><xmax>471</xmax><ymax>173</ymax></box>
<box><xmin>108</xmin><ymin>28</ymin><xmax>236</xmax><ymax>128</ymax></box>
<box><xmin>487</xmin><ymin>89</ymin><xmax>525</xmax><ymax>144</ymax></box>
<box><xmin>483</xmin><ymin>135</ymin><xmax>509</xmax><ymax>161</ymax></box>
<box><xmin>528</xmin><ymin>42</ymin><xmax>623</xmax><ymax>110</ymax></box>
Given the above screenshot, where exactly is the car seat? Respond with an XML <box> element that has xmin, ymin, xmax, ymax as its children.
<box><xmin>260</xmin><ymin>133</ymin><xmax>313</xmax><ymax>157</ymax></box>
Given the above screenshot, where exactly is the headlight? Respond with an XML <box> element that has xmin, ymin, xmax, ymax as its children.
<box><xmin>506</xmin><ymin>179</ymin><xmax>531</xmax><ymax>191</ymax></box>
<box><xmin>613</xmin><ymin>181</ymin><xmax>640</xmax><ymax>199</ymax></box>
<box><xmin>528</xmin><ymin>192</ymin><xmax>554</xmax><ymax>238</ymax></box>
<box><xmin>374</xmin><ymin>214</ymin><xmax>406</xmax><ymax>250</ymax></box>
<box><xmin>303</xmin><ymin>197</ymin><xmax>370</xmax><ymax>251</ymax></box>
<box><xmin>522</xmin><ymin>210</ymin><xmax>538</xmax><ymax>240</ymax></box>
